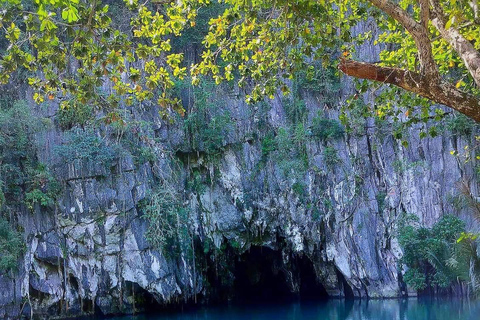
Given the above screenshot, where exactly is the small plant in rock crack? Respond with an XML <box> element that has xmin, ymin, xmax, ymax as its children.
<box><xmin>323</xmin><ymin>146</ymin><xmax>340</xmax><ymax>168</ymax></box>
<box><xmin>143</xmin><ymin>186</ymin><xmax>193</xmax><ymax>259</ymax></box>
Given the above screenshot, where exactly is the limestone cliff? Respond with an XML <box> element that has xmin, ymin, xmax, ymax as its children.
<box><xmin>0</xmin><ymin>19</ymin><xmax>479</xmax><ymax>320</ymax></box>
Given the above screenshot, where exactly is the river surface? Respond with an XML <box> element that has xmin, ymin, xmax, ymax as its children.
<box><xmin>101</xmin><ymin>298</ymin><xmax>480</xmax><ymax>320</ymax></box>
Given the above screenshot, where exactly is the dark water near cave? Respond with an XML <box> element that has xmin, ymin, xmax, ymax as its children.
<box><xmin>104</xmin><ymin>298</ymin><xmax>480</xmax><ymax>320</ymax></box>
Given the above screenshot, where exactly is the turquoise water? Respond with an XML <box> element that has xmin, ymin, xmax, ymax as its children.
<box><xmin>107</xmin><ymin>298</ymin><xmax>480</xmax><ymax>320</ymax></box>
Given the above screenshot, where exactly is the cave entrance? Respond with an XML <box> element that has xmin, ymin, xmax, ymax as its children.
<box><xmin>233</xmin><ymin>246</ymin><xmax>291</xmax><ymax>303</ymax></box>
<box><xmin>296</xmin><ymin>254</ymin><xmax>329</xmax><ymax>300</ymax></box>
<box><xmin>124</xmin><ymin>281</ymin><xmax>162</xmax><ymax>314</ymax></box>
<box><xmin>232</xmin><ymin>246</ymin><xmax>329</xmax><ymax>303</ymax></box>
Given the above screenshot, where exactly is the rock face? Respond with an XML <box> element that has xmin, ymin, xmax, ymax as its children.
<box><xmin>1</xmin><ymin>25</ymin><xmax>479</xmax><ymax>320</ymax></box>
<box><xmin>0</xmin><ymin>82</ymin><xmax>477</xmax><ymax>319</ymax></box>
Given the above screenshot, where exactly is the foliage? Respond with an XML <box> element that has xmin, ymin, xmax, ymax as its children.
<box><xmin>192</xmin><ymin>0</ymin><xmax>347</xmax><ymax>101</ymax></box>
<box><xmin>0</xmin><ymin>99</ymin><xmax>39</xmax><ymax>162</ymax></box>
<box><xmin>25</xmin><ymin>189</ymin><xmax>52</xmax><ymax>210</ymax></box>
<box><xmin>181</xmin><ymin>79</ymin><xmax>232</xmax><ymax>156</ymax></box>
<box><xmin>283</xmin><ymin>99</ymin><xmax>307</xmax><ymax>124</ymax></box>
<box><xmin>56</xmin><ymin>102</ymin><xmax>94</xmax><ymax>129</ymax></box>
<box><xmin>340</xmin><ymin>97</ymin><xmax>369</xmax><ymax>136</ymax></box>
<box><xmin>295</xmin><ymin>65</ymin><xmax>341</xmax><ymax>107</ymax></box>
<box><xmin>323</xmin><ymin>146</ymin><xmax>340</xmax><ymax>169</ymax></box>
<box><xmin>311</xmin><ymin>112</ymin><xmax>345</xmax><ymax>141</ymax></box>
<box><xmin>274</xmin><ymin>126</ymin><xmax>309</xmax><ymax>180</ymax></box>
<box><xmin>376</xmin><ymin>191</ymin><xmax>387</xmax><ymax>213</ymax></box>
<box><xmin>453</xmin><ymin>232</ymin><xmax>480</xmax><ymax>293</ymax></box>
<box><xmin>403</xmin><ymin>268</ymin><xmax>428</xmax><ymax>291</ymax></box>
<box><xmin>0</xmin><ymin>217</ymin><xmax>24</xmax><ymax>274</ymax></box>
<box><xmin>24</xmin><ymin>164</ymin><xmax>61</xmax><ymax>211</ymax></box>
<box><xmin>143</xmin><ymin>187</ymin><xmax>192</xmax><ymax>259</ymax></box>
<box><xmin>398</xmin><ymin>214</ymin><xmax>468</xmax><ymax>291</ymax></box>
<box><xmin>0</xmin><ymin>99</ymin><xmax>53</xmax><ymax>208</ymax></box>
<box><xmin>442</xmin><ymin>114</ymin><xmax>478</xmax><ymax>136</ymax></box>
<box><xmin>186</xmin><ymin>169</ymin><xmax>209</xmax><ymax>194</ymax></box>
<box><xmin>105</xmin><ymin>116</ymin><xmax>160</xmax><ymax>166</ymax></box>
<box><xmin>0</xmin><ymin>0</ymin><xmax>192</xmax><ymax>116</ymax></box>
<box><xmin>196</xmin><ymin>0</ymin><xmax>480</xmax><ymax>123</ymax></box>
<box><xmin>0</xmin><ymin>0</ymin><xmax>479</xmax><ymax>125</ymax></box>
<box><xmin>292</xmin><ymin>182</ymin><xmax>307</xmax><ymax>197</ymax></box>
<box><xmin>55</xmin><ymin>127</ymin><xmax>118</xmax><ymax>167</ymax></box>
<box><xmin>261</xmin><ymin>132</ymin><xmax>276</xmax><ymax>158</ymax></box>
<box><xmin>135</xmin><ymin>146</ymin><xmax>156</xmax><ymax>165</ymax></box>
<box><xmin>171</xmin><ymin>2</ymin><xmax>226</xmax><ymax>58</ymax></box>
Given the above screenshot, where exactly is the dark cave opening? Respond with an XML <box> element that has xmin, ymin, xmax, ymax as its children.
<box><xmin>231</xmin><ymin>246</ymin><xmax>329</xmax><ymax>303</ymax></box>
<box><xmin>233</xmin><ymin>246</ymin><xmax>292</xmax><ymax>302</ymax></box>
<box><xmin>124</xmin><ymin>281</ymin><xmax>162</xmax><ymax>313</ymax></box>
<box><xmin>296</xmin><ymin>254</ymin><xmax>329</xmax><ymax>300</ymax></box>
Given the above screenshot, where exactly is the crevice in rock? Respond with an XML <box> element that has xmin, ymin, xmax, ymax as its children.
<box><xmin>29</xmin><ymin>283</ymin><xmax>61</xmax><ymax>317</ymax></box>
<box><xmin>81</xmin><ymin>298</ymin><xmax>94</xmax><ymax>313</ymax></box>
<box><xmin>68</xmin><ymin>274</ymin><xmax>79</xmax><ymax>292</ymax></box>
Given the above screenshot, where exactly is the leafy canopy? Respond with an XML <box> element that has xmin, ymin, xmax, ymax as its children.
<box><xmin>0</xmin><ymin>0</ymin><xmax>480</xmax><ymax>123</ymax></box>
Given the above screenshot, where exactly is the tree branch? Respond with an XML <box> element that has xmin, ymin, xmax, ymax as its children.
<box><xmin>429</xmin><ymin>0</ymin><xmax>480</xmax><ymax>87</ymax></box>
<box><xmin>367</xmin><ymin>0</ymin><xmax>439</xmax><ymax>79</ymax></box>
<box><xmin>339</xmin><ymin>59</ymin><xmax>480</xmax><ymax>122</ymax></box>
<box><xmin>419</xmin><ymin>0</ymin><xmax>430</xmax><ymax>30</ymax></box>
<box><xmin>469</xmin><ymin>0</ymin><xmax>479</xmax><ymax>21</ymax></box>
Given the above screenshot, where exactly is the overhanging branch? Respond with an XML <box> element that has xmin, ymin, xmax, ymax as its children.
<box><xmin>339</xmin><ymin>59</ymin><xmax>480</xmax><ymax>122</ymax></box>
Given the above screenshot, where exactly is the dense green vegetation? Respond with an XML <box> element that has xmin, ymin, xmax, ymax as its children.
<box><xmin>397</xmin><ymin>214</ymin><xmax>479</xmax><ymax>292</ymax></box>
<box><xmin>311</xmin><ymin>114</ymin><xmax>345</xmax><ymax>141</ymax></box>
<box><xmin>180</xmin><ymin>79</ymin><xmax>232</xmax><ymax>157</ymax></box>
<box><xmin>143</xmin><ymin>186</ymin><xmax>192</xmax><ymax>259</ymax></box>
<box><xmin>55</xmin><ymin>127</ymin><xmax>119</xmax><ymax>167</ymax></box>
<box><xmin>0</xmin><ymin>217</ymin><xmax>24</xmax><ymax>274</ymax></box>
<box><xmin>0</xmin><ymin>99</ymin><xmax>59</xmax><ymax>211</ymax></box>
<box><xmin>0</xmin><ymin>98</ymin><xmax>48</xmax><ymax>274</ymax></box>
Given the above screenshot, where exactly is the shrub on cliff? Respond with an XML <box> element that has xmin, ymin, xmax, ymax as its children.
<box><xmin>398</xmin><ymin>214</ymin><xmax>472</xmax><ymax>292</ymax></box>
<box><xmin>0</xmin><ymin>217</ymin><xmax>24</xmax><ymax>275</ymax></box>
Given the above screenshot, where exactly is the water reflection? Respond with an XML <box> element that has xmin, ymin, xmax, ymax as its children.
<box><xmin>107</xmin><ymin>298</ymin><xmax>480</xmax><ymax>320</ymax></box>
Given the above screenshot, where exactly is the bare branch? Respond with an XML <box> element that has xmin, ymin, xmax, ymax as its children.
<box><xmin>469</xmin><ymin>0</ymin><xmax>479</xmax><ymax>21</ymax></box>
